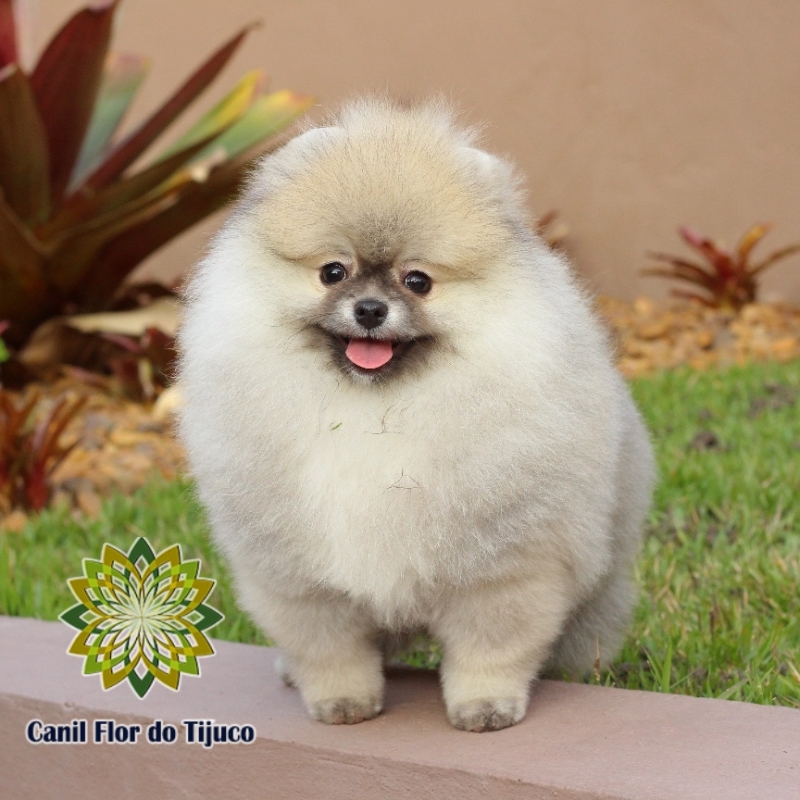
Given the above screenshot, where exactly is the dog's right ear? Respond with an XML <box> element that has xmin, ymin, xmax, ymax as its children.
<box><xmin>240</xmin><ymin>126</ymin><xmax>345</xmax><ymax>208</ymax></box>
<box><xmin>282</xmin><ymin>126</ymin><xmax>345</xmax><ymax>158</ymax></box>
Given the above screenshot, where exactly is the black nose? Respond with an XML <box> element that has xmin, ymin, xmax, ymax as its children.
<box><xmin>354</xmin><ymin>299</ymin><xmax>388</xmax><ymax>330</ymax></box>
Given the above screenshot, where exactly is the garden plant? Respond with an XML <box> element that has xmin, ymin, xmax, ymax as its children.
<box><xmin>643</xmin><ymin>224</ymin><xmax>800</xmax><ymax>311</ymax></box>
<box><xmin>0</xmin><ymin>0</ymin><xmax>312</xmax><ymax>353</ymax></box>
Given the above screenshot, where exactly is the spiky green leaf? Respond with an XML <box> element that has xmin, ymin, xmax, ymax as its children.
<box><xmin>0</xmin><ymin>319</ymin><xmax>9</xmax><ymax>363</ymax></box>
<box><xmin>81</xmin><ymin>22</ymin><xmax>259</xmax><ymax>190</ymax></box>
<box><xmin>157</xmin><ymin>69</ymin><xmax>265</xmax><ymax>161</ymax></box>
<box><xmin>187</xmin><ymin>89</ymin><xmax>314</xmax><ymax>164</ymax></box>
<box><xmin>70</xmin><ymin>52</ymin><xmax>151</xmax><ymax>190</ymax></box>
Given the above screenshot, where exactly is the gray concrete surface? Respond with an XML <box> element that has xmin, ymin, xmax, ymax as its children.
<box><xmin>1</xmin><ymin>616</ymin><xmax>798</xmax><ymax>799</ymax></box>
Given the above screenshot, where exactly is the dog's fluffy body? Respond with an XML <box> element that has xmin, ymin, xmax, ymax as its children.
<box><xmin>177</xmin><ymin>99</ymin><xmax>656</xmax><ymax>731</ymax></box>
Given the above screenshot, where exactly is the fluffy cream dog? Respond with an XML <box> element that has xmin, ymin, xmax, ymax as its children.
<box><xmin>177</xmin><ymin>98</ymin><xmax>656</xmax><ymax>732</ymax></box>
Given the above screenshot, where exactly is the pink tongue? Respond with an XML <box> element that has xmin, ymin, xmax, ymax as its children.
<box><xmin>345</xmin><ymin>338</ymin><xmax>394</xmax><ymax>369</ymax></box>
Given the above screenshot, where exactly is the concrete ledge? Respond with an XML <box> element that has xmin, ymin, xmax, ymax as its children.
<box><xmin>1</xmin><ymin>616</ymin><xmax>797</xmax><ymax>799</ymax></box>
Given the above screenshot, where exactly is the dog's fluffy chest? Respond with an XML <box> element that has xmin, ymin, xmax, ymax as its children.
<box><xmin>294</xmin><ymin>392</ymin><xmax>478</xmax><ymax>582</ymax></box>
<box><xmin>254</xmin><ymin>379</ymin><xmax>550</xmax><ymax>615</ymax></box>
<box><xmin>188</xmin><ymin>345</ymin><xmax>617</xmax><ymax>620</ymax></box>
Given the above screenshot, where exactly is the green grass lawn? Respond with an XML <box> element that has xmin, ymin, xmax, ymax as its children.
<box><xmin>1</xmin><ymin>359</ymin><xmax>798</xmax><ymax>706</ymax></box>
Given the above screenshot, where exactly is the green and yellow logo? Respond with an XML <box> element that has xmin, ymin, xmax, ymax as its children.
<box><xmin>59</xmin><ymin>537</ymin><xmax>223</xmax><ymax>699</ymax></box>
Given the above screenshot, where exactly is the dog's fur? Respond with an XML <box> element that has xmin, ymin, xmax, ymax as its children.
<box><xmin>176</xmin><ymin>98</ymin><xmax>656</xmax><ymax>732</ymax></box>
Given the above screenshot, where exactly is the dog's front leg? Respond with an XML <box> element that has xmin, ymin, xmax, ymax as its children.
<box><xmin>246</xmin><ymin>586</ymin><xmax>385</xmax><ymax>724</ymax></box>
<box><xmin>431</xmin><ymin>562</ymin><xmax>575</xmax><ymax>732</ymax></box>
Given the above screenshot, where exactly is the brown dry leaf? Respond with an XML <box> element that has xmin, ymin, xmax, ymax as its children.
<box><xmin>67</xmin><ymin>297</ymin><xmax>182</xmax><ymax>337</ymax></box>
<box><xmin>109</xmin><ymin>429</ymin><xmax>148</xmax><ymax>447</ymax></box>
<box><xmin>76</xmin><ymin>489</ymin><xmax>103</xmax><ymax>518</ymax></box>
<box><xmin>604</xmin><ymin>296</ymin><xmax>800</xmax><ymax>378</ymax></box>
<box><xmin>152</xmin><ymin>384</ymin><xmax>183</xmax><ymax>421</ymax></box>
<box><xmin>637</xmin><ymin>320</ymin><xmax>670</xmax><ymax>341</ymax></box>
<box><xmin>695</xmin><ymin>329</ymin><xmax>715</xmax><ymax>349</ymax></box>
<box><xmin>633</xmin><ymin>297</ymin><xmax>656</xmax><ymax>316</ymax></box>
<box><xmin>50</xmin><ymin>490</ymin><xmax>72</xmax><ymax>510</ymax></box>
<box><xmin>771</xmin><ymin>336</ymin><xmax>798</xmax><ymax>357</ymax></box>
<box><xmin>1</xmin><ymin>510</ymin><xmax>29</xmax><ymax>533</ymax></box>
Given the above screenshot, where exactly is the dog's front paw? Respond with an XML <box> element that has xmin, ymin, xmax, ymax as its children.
<box><xmin>274</xmin><ymin>653</ymin><xmax>296</xmax><ymax>687</ymax></box>
<box><xmin>310</xmin><ymin>696</ymin><xmax>383</xmax><ymax>725</ymax></box>
<box><xmin>447</xmin><ymin>697</ymin><xmax>527</xmax><ymax>732</ymax></box>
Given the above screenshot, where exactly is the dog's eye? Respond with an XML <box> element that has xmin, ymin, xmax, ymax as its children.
<box><xmin>320</xmin><ymin>263</ymin><xmax>348</xmax><ymax>285</ymax></box>
<box><xmin>403</xmin><ymin>271</ymin><xmax>432</xmax><ymax>295</ymax></box>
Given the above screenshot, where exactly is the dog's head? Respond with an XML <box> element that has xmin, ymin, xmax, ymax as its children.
<box><xmin>237</xmin><ymin>98</ymin><xmax>531</xmax><ymax>383</ymax></box>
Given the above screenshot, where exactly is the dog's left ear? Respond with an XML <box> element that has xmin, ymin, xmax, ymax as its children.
<box><xmin>462</xmin><ymin>148</ymin><xmax>525</xmax><ymax>218</ymax></box>
<box><xmin>465</xmin><ymin>147</ymin><xmax>503</xmax><ymax>177</ymax></box>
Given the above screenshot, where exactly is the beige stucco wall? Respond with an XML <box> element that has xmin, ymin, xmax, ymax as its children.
<box><xmin>37</xmin><ymin>0</ymin><xmax>800</xmax><ymax>301</ymax></box>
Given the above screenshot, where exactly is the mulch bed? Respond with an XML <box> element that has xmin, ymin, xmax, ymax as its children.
<box><xmin>2</xmin><ymin>297</ymin><xmax>800</xmax><ymax>530</ymax></box>
<box><xmin>600</xmin><ymin>297</ymin><xmax>800</xmax><ymax>378</ymax></box>
<box><xmin>0</xmin><ymin>379</ymin><xmax>182</xmax><ymax>531</ymax></box>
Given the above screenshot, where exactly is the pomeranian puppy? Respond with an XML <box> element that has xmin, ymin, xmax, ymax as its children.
<box><xmin>177</xmin><ymin>98</ymin><xmax>655</xmax><ymax>732</ymax></box>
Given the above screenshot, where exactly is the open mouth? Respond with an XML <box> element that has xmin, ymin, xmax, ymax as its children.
<box><xmin>342</xmin><ymin>337</ymin><xmax>413</xmax><ymax>371</ymax></box>
<box><xmin>314</xmin><ymin>327</ymin><xmax>430</xmax><ymax>378</ymax></box>
<box><xmin>345</xmin><ymin>338</ymin><xmax>393</xmax><ymax>369</ymax></box>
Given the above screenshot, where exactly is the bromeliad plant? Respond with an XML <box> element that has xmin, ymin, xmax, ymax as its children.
<box><xmin>535</xmin><ymin>209</ymin><xmax>569</xmax><ymax>250</ymax></box>
<box><xmin>643</xmin><ymin>225</ymin><xmax>800</xmax><ymax>311</ymax></box>
<box><xmin>0</xmin><ymin>387</ymin><xmax>87</xmax><ymax>513</ymax></box>
<box><xmin>0</xmin><ymin>321</ymin><xmax>9</xmax><ymax>363</ymax></box>
<box><xmin>0</xmin><ymin>0</ymin><xmax>313</xmax><ymax>349</ymax></box>
<box><xmin>101</xmin><ymin>327</ymin><xmax>176</xmax><ymax>403</ymax></box>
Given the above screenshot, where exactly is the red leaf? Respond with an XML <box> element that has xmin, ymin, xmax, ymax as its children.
<box><xmin>24</xmin><ymin>464</ymin><xmax>48</xmax><ymax>511</ymax></box>
<box><xmin>640</xmin><ymin>265</ymin><xmax>719</xmax><ymax>292</ymax></box>
<box><xmin>39</xmin><ymin>396</ymin><xmax>86</xmax><ymax>466</ymax></box>
<box><xmin>0</xmin><ymin>0</ymin><xmax>17</xmax><ymax>68</ymax></box>
<box><xmin>81</xmin><ymin>22</ymin><xmax>259</xmax><ymax>191</ymax></box>
<box><xmin>107</xmin><ymin>355</ymin><xmax>144</xmax><ymax>401</ymax></box>
<box><xmin>0</xmin><ymin>388</ymin><xmax>86</xmax><ymax>511</ymax></box>
<box><xmin>100</xmin><ymin>331</ymin><xmax>141</xmax><ymax>353</ymax></box>
<box><xmin>644</xmin><ymin>253</ymin><xmax>718</xmax><ymax>288</ymax></box>
<box><xmin>678</xmin><ymin>226</ymin><xmax>735</xmax><ymax>280</ymax></box>
<box><xmin>30</xmin><ymin>0</ymin><xmax>120</xmax><ymax>204</ymax></box>
<box><xmin>46</xmin><ymin>437</ymin><xmax>81</xmax><ymax>479</ymax></box>
<box><xmin>749</xmin><ymin>243</ymin><xmax>800</xmax><ymax>278</ymax></box>
<box><xmin>43</xmin><ymin>187</ymin><xmax>179</xmax><ymax>297</ymax></box>
<box><xmin>0</xmin><ymin>194</ymin><xmax>55</xmax><ymax>339</ymax></box>
<box><xmin>669</xmin><ymin>290</ymin><xmax>716</xmax><ymax>307</ymax></box>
